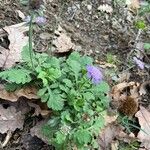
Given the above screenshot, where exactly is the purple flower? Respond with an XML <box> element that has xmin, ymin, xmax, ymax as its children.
<box><xmin>86</xmin><ymin>65</ymin><xmax>103</xmax><ymax>84</ymax></box>
<box><xmin>35</xmin><ymin>16</ymin><xmax>46</xmax><ymax>25</ymax></box>
<box><xmin>133</xmin><ymin>57</ymin><xmax>144</xmax><ymax>69</ymax></box>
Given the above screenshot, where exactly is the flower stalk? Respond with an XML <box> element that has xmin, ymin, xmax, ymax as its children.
<box><xmin>29</xmin><ymin>12</ymin><xmax>35</xmax><ymax>69</ymax></box>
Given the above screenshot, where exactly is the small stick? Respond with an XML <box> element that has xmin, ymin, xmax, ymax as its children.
<box><xmin>1</xmin><ymin>130</ymin><xmax>12</xmax><ymax>148</ymax></box>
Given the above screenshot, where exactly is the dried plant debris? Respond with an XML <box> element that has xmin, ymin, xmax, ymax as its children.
<box><xmin>52</xmin><ymin>26</ymin><xmax>75</xmax><ymax>53</ymax></box>
<box><xmin>126</xmin><ymin>0</ymin><xmax>140</xmax><ymax>11</ymax></box>
<box><xmin>98</xmin><ymin>123</ymin><xmax>122</xmax><ymax>149</ymax></box>
<box><xmin>0</xmin><ymin>23</ymin><xmax>28</xmax><ymax>69</ymax></box>
<box><xmin>139</xmin><ymin>81</ymin><xmax>150</xmax><ymax>96</ymax></box>
<box><xmin>15</xmin><ymin>10</ymin><xmax>26</xmax><ymax>20</ymax></box>
<box><xmin>30</xmin><ymin>120</ymin><xmax>49</xmax><ymax>144</ymax></box>
<box><xmin>28</xmin><ymin>101</ymin><xmax>51</xmax><ymax>117</ymax></box>
<box><xmin>135</xmin><ymin>106</ymin><xmax>150</xmax><ymax>149</ymax></box>
<box><xmin>97</xmin><ymin>4</ymin><xmax>113</xmax><ymax>13</ymax></box>
<box><xmin>111</xmin><ymin>82</ymin><xmax>140</xmax><ymax>116</ymax></box>
<box><xmin>0</xmin><ymin>105</ymin><xmax>25</xmax><ymax>134</ymax></box>
<box><xmin>0</xmin><ymin>84</ymin><xmax>38</xmax><ymax>102</ymax></box>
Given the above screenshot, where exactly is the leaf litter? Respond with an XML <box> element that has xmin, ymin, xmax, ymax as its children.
<box><xmin>0</xmin><ymin>0</ymin><xmax>150</xmax><ymax>149</ymax></box>
<box><xmin>0</xmin><ymin>23</ymin><xmax>28</xmax><ymax>69</ymax></box>
<box><xmin>0</xmin><ymin>105</ymin><xmax>24</xmax><ymax>134</ymax></box>
<box><xmin>135</xmin><ymin>106</ymin><xmax>150</xmax><ymax>149</ymax></box>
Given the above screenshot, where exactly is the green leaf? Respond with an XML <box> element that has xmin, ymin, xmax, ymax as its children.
<box><xmin>83</xmin><ymin>92</ymin><xmax>95</xmax><ymax>101</ymax></box>
<box><xmin>0</xmin><ymin>68</ymin><xmax>32</xmax><ymax>84</ymax></box>
<box><xmin>80</xmin><ymin>56</ymin><xmax>93</xmax><ymax>66</ymax></box>
<box><xmin>144</xmin><ymin>43</ymin><xmax>150</xmax><ymax>51</ymax></box>
<box><xmin>67</xmin><ymin>59</ymin><xmax>81</xmax><ymax>79</ymax></box>
<box><xmin>40</xmin><ymin>93</ymin><xmax>49</xmax><ymax>102</ymax></box>
<box><xmin>21</xmin><ymin>44</ymin><xmax>30</xmax><ymax>62</ymax></box>
<box><xmin>48</xmin><ymin>117</ymin><xmax>60</xmax><ymax>127</ymax></box>
<box><xmin>37</xmin><ymin>87</ymin><xmax>47</xmax><ymax>97</ymax></box>
<box><xmin>47</xmin><ymin>68</ymin><xmax>61</xmax><ymax>81</ymax></box>
<box><xmin>61</xmin><ymin>110</ymin><xmax>73</xmax><ymax>123</ymax></box>
<box><xmin>37</xmin><ymin>71</ymin><xmax>48</xmax><ymax>86</ymax></box>
<box><xmin>47</xmin><ymin>92</ymin><xmax>64</xmax><ymax>110</ymax></box>
<box><xmin>93</xmin><ymin>116</ymin><xmax>105</xmax><ymax>129</ymax></box>
<box><xmin>62</xmin><ymin>79</ymin><xmax>73</xmax><ymax>87</ymax></box>
<box><xmin>135</xmin><ymin>20</ymin><xmax>146</xmax><ymax>29</ymax></box>
<box><xmin>68</xmin><ymin>51</ymin><xmax>80</xmax><ymax>61</ymax></box>
<box><xmin>93</xmin><ymin>81</ymin><xmax>109</xmax><ymax>93</ymax></box>
<box><xmin>74</xmin><ymin>129</ymin><xmax>92</xmax><ymax>145</ymax></box>
<box><xmin>47</xmin><ymin>57</ymin><xmax>60</xmax><ymax>69</ymax></box>
<box><xmin>55</xmin><ymin>131</ymin><xmax>66</xmax><ymax>144</ymax></box>
<box><xmin>59</xmin><ymin>84</ymin><xmax>68</xmax><ymax>93</ymax></box>
<box><xmin>5</xmin><ymin>83</ymin><xmax>21</xmax><ymax>92</ymax></box>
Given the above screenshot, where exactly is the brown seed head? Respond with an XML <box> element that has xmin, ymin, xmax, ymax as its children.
<box><xmin>118</xmin><ymin>96</ymin><xmax>138</xmax><ymax>117</ymax></box>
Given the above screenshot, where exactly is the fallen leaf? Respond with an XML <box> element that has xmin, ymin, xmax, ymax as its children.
<box><xmin>0</xmin><ymin>84</ymin><xmax>38</xmax><ymax>102</ymax></box>
<box><xmin>17</xmin><ymin>86</ymin><xmax>39</xmax><ymax>99</ymax></box>
<box><xmin>105</xmin><ymin>114</ymin><xmax>118</xmax><ymax>125</ymax></box>
<box><xmin>53</xmin><ymin>32</ymin><xmax>75</xmax><ymax>53</ymax></box>
<box><xmin>0</xmin><ymin>23</ymin><xmax>28</xmax><ymax>69</ymax></box>
<box><xmin>116</xmin><ymin>72</ymin><xmax>131</xmax><ymax>83</ymax></box>
<box><xmin>139</xmin><ymin>81</ymin><xmax>150</xmax><ymax>95</ymax></box>
<box><xmin>16</xmin><ymin>10</ymin><xmax>26</xmax><ymax>20</ymax></box>
<box><xmin>98</xmin><ymin>123</ymin><xmax>122</xmax><ymax>149</ymax></box>
<box><xmin>135</xmin><ymin>106</ymin><xmax>150</xmax><ymax>149</ymax></box>
<box><xmin>117</xmin><ymin>130</ymin><xmax>136</xmax><ymax>143</ymax></box>
<box><xmin>0</xmin><ymin>105</ymin><xmax>25</xmax><ymax>134</ymax></box>
<box><xmin>111</xmin><ymin>82</ymin><xmax>138</xmax><ymax>101</ymax></box>
<box><xmin>30</xmin><ymin>120</ymin><xmax>49</xmax><ymax>144</ymax></box>
<box><xmin>111</xmin><ymin>140</ymin><xmax>119</xmax><ymax>150</ymax></box>
<box><xmin>27</xmin><ymin>101</ymin><xmax>51</xmax><ymax>117</ymax></box>
<box><xmin>126</xmin><ymin>0</ymin><xmax>140</xmax><ymax>11</ymax></box>
<box><xmin>95</xmin><ymin>60</ymin><xmax>117</xmax><ymax>68</ymax></box>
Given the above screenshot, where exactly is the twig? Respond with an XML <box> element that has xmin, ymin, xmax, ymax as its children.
<box><xmin>127</xmin><ymin>29</ymin><xmax>142</xmax><ymax>60</ymax></box>
<box><xmin>1</xmin><ymin>130</ymin><xmax>12</xmax><ymax>148</ymax></box>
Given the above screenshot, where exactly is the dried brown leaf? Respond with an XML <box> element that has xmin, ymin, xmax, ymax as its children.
<box><xmin>111</xmin><ymin>141</ymin><xmax>119</xmax><ymax>150</ymax></box>
<box><xmin>30</xmin><ymin>120</ymin><xmax>49</xmax><ymax>144</ymax></box>
<box><xmin>0</xmin><ymin>23</ymin><xmax>28</xmax><ymax>69</ymax></box>
<box><xmin>126</xmin><ymin>0</ymin><xmax>140</xmax><ymax>11</ymax></box>
<box><xmin>0</xmin><ymin>85</ymin><xmax>38</xmax><ymax>102</ymax></box>
<box><xmin>98</xmin><ymin>123</ymin><xmax>122</xmax><ymax>149</ymax></box>
<box><xmin>105</xmin><ymin>114</ymin><xmax>118</xmax><ymax>125</ymax></box>
<box><xmin>117</xmin><ymin>130</ymin><xmax>136</xmax><ymax>143</ymax></box>
<box><xmin>95</xmin><ymin>60</ymin><xmax>117</xmax><ymax>68</ymax></box>
<box><xmin>16</xmin><ymin>10</ymin><xmax>25</xmax><ymax>20</ymax></box>
<box><xmin>53</xmin><ymin>32</ymin><xmax>75</xmax><ymax>53</ymax></box>
<box><xmin>135</xmin><ymin>106</ymin><xmax>150</xmax><ymax>149</ymax></box>
<box><xmin>0</xmin><ymin>105</ymin><xmax>25</xmax><ymax>134</ymax></box>
<box><xmin>111</xmin><ymin>82</ymin><xmax>138</xmax><ymax>102</ymax></box>
<box><xmin>139</xmin><ymin>81</ymin><xmax>150</xmax><ymax>96</ymax></box>
<box><xmin>27</xmin><ymin>102</ymin><xmax>51</xmax><ymax>117</ymax></box>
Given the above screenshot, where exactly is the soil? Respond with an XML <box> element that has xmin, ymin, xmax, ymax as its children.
<box><xmin>0</xmin><ymin>0</ymin><xmax>150</xmax><ymax>150</ymax></box>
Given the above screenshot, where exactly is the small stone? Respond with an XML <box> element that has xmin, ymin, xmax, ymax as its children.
<box><xmin>87</xmin><ymin>5</ymin><xmax>92</xmax><ymax>11</ymax></box>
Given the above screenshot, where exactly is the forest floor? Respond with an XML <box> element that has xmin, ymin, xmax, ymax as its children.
<box><xmin>0</xmin><ymin>0</ymin><xmax>150</xmax><ymax>150</ymax></box>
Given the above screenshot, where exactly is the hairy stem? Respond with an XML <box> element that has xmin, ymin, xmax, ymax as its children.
<box><xmin>29</xmin><ymin>12</ymin><xmax>35</xmax><ymax>69</ymax></box>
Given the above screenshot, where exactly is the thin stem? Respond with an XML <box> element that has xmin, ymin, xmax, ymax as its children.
<box><xmin>29</xmin><ymin>12</ymin><xmax>35</xmax><ymax>69</ymax></box>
